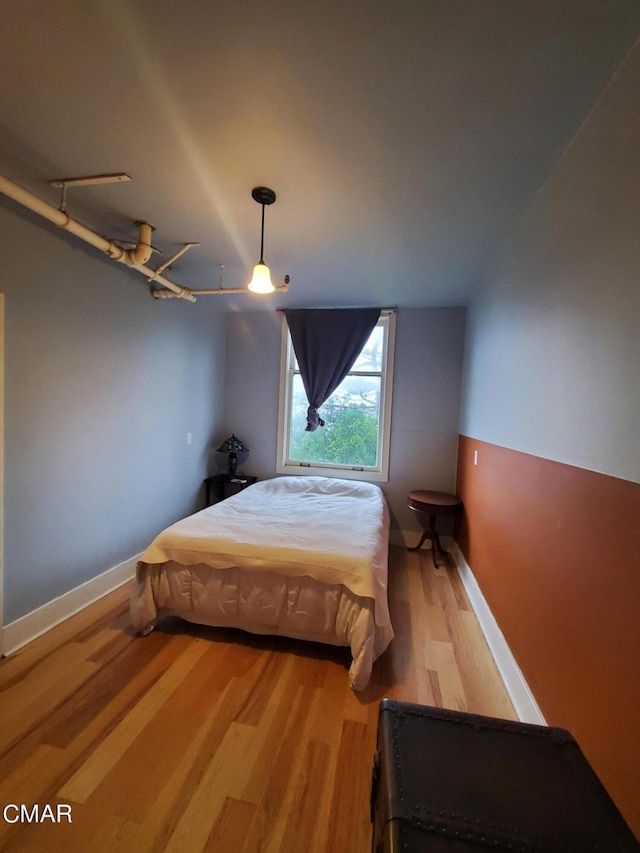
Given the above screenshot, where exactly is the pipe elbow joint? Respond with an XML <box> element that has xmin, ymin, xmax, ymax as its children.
<box><xmin>125</xmin><ymin>221</ymin><xmax>154</xmax><ymax>267</ymax></box>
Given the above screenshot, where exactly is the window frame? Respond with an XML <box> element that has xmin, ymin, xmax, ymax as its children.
<box><xmin>276</xmin><ymin>310</ymin><xmax>396</xmax><ymax>482</ymax></box>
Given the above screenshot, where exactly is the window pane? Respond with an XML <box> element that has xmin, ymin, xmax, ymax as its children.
<box><xmin>351</xmin><ymin>324</ymin><xmax>384</xmax><ymax>371</ymax></box>
<box><xmin>289</xmin><ymin>373</ymin><xmax>381</xmax><ymax>467</ymax></box>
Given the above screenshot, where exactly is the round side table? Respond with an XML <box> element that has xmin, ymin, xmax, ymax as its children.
<box><xmin>407</xmin><ymin>490</ymin><xmax>463</xmax><ymax>568</ymax></box>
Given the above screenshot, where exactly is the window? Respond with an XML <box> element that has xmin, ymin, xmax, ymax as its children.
<box><xmin>276</xmin><ymin>311</ymin><xmax>396</xmax><ymax>481</ymax></box>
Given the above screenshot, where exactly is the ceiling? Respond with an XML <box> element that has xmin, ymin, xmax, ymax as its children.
<box><xmin>1</xmin><ymin>0</ymin><xmax>639</xmax><ymax>311</ymax></box>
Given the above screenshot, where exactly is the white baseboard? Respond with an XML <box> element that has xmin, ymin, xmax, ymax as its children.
<box><xmin>449</xmin><ymin>541</ymin><xmax>546</xmax><ymax>725</ymax></box>
<box><xmin>2</xmin><ymin>554</ymin><xmax>139</xmax><ymax>656</ymax></box>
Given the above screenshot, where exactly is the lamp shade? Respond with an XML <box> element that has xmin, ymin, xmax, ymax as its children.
<box><xmin>216</xmin><ymin>434</ymin><xmax>249</xmax><ymax>454</ymax></box>
<box><xmin>248</xmin><ymin>261</ymin><xmax>275</xmax><ymax>294</ymax></box>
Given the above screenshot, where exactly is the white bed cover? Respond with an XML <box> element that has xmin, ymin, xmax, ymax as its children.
<box><xmin>139</xmin><ymin>476</ymin><xmax>393</xmax><ymax>631</ymax></box>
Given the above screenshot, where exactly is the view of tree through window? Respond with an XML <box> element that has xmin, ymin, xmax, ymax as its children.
<box><xmin>288</xmin><ymin>324</ymin><xmax>384</xmax><ymax>468</ymax></box>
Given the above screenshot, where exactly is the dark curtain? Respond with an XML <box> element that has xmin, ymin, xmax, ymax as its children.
<box><xmin>284</xmin><ymin>308</ymin><xmax>381</xmax><ymax>431</ymax></box>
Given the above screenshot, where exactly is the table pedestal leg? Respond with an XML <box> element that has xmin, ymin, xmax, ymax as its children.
<box><xmin>408</xmin><ymin>513</ymin><xmax>445</xmax><ymax>568</ymax></box>
<box><xmin>407</xmin><ymin>530</ymin><xmax>431</xmax><ymax>552</ymax></box>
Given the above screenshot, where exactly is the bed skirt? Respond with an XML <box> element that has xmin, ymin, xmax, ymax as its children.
<box><xmin>131</xmin><ymin>560</ymin><xmax>391</xmax><ymax>691</ymax></box>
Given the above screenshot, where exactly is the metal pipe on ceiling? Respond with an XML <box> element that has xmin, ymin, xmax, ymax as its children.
<box><xmin>0</xmin><ymin>172</ymin><xmax>197</xmax><ymax>302</ymax></box>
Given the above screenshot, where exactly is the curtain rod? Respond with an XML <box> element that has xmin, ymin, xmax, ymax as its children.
<box><xmin>275</xmin><ymin>307</ymin><xmax>397</xmax><ymax>314</ymax></box>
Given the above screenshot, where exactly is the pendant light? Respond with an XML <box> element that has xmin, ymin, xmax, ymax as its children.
<box><xmin>248</xmin><ymin>186</ymin><xmax>276</xmax><ymax>293</ymax></box>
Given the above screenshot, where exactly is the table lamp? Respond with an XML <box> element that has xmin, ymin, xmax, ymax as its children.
<box><xmin>216</xmin><ymin>434</ymin><xmax>249</xmax><ymax>477</ymax></box>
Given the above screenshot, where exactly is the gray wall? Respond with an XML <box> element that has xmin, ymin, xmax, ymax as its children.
<box><xmin>460</xmin><ymin>39</ymin><xmax>640</xmax><ymax>484</ymax></box>
<box><xmin>1</xmin><ymin>200</ymin><xmax>226</xmax><ymax>623</ymax></box>
<box><xmin>221</xmin><ymin>307</ymin><xmax>466</xmax><ymax>534</ymax></box>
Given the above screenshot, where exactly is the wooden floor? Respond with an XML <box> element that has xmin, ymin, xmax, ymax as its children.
<box><xmin>0</xmin><ymin>546</ymin><xmax>516</xmax><ymax>852</ymax></box>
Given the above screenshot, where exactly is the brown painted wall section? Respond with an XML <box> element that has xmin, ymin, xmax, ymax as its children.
<box><xmin>456</xmin><ymin>435</ymin><xmax>640</xmax><ymax>835</ymax></box>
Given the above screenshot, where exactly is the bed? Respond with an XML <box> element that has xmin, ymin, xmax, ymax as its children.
<box><xmin>130</xmin><ymin>475</ymin><xmax>394</xmax><ymax>691</ymax></box>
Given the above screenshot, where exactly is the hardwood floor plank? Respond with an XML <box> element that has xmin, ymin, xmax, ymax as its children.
<box><xmin>457</xmin><ymin>609</ymin><xmax>517</xmax><ymax>719</ymax></box>
<box><xmin>279</xmin><ymin>739</ymin><xmax>332</xmax><ymax>853</ymax></box>
<box><xmin>58</xmin><ymin>637</ymin><xmax>209</xmax><ymax>803</ymax></box>
<box><xmin>238</xmin><ymin>657</ymin><xmax>302</xmax><ymax>806</ymax></box>
<box><xmin>436</xmin><ymin>570</ymin><xmax>517</xmax><ymax>720</ymax></box>
<box><xmin>446</xmin><ymin>555</ymin><xmax>473</xmax><ymax>611</ymax></box>
<box><xmin>306</xmin><ymin>660</ymin><xmax>352</xmax><ymax>746</ymax></box>
<box><xmin>426</xmin><ymin>668</ymin><xmax>444</xmax><ymax>707</ymax></box>
<box><xmin>43</xmin><ymin>630</ymin><xmax>175</xmax><ymax>750</ymax></box>
<box><xmin>203</xmin><ymin>797</ymin><xmax>257</xmax><ymax>852</ymax></box>
<box><xmin>1</xmin><ymin>643</ymin><xmax>91</xmax><ymax>710</ymax></box>
<box><xmin>85</xmin><ymin>622</ymin><xmax>137</xmax><ymax>664</ymax></box>
<box><xmin>86</xmin><ymin>642</ymin><xmax>233</xmax><ymax>822</ymax></box>
<box><xmin>326</xmin><ymin>720</ymin><xmax>374</xmax><ymax>853</ymax></box>
<box><xmin>372</xmin><ymin>597</ymin><xmax>411</xmax><ymax>696</ymax></box>
<box><xmin>425</xmin><ymin>639</ymin><xmax>468</xmax><ymax>711</ymax></box>
<box><xmin>68</xmin><ymin>597</ymin><xmax>131</xmax><ymax>645</ymax></box>
<box><xmin>0</xmin><ymin>651</ymin><xmax>99</xmax><ymax>755</ymax></box>
<box><xmin>0</xmin><ymin>633</ymin><xmax>192</xmax><ymax>807</ymax></box>
<box><xmin>110</xmin><ymin>676</ymin><xmax>255</xmax><ymax>853</ymax></box>
<box><xmin>241</xmin><ymin>683</ymin><xmax>318</xmax><ymax>852</ymax></box>
<box><xmin>234</xmin><ymin>649</ymin><xmax>287</xmax><ymax>726</ymax></box>
<box><xmin>163</xmin><ymin>721</ymin><xmax>258</xmax><ymax>852</ymax></box>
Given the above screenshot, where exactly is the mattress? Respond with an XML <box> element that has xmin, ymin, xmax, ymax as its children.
<box><xmin>131</xmin><ymin>475</ymin><xmax>394</xmax><ymax>690</ymax></box>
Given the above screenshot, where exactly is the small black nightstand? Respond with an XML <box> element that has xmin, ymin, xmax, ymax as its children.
<box><xmin>205</xmin><ymin>473</ymin><xmax>257</xmax><ymax>506</ymax></box>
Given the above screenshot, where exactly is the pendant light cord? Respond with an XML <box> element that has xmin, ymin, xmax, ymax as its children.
<box><xmin>259</xmin><ymin>204</ymin><xmax>265</xmax><ymax>264</ymax></box>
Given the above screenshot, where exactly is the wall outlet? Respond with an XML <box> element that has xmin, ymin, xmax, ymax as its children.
<box><xmin>186</xmin><ymin>432</ymin><xmax>192</xmax><ymax>445</ymax></box>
